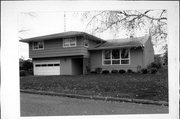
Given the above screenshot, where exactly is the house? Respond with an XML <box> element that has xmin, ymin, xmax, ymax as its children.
<box><xmin>20</xmin><ymin>31</ymin><xmax>154</xmax><ymax>75</ymax></box>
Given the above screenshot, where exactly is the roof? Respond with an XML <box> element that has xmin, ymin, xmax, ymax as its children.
<box><xmin>89</xmin><ymin>35</ymin><xmax>150</xmax><ymax>50</ymax></box>
<box><xmin>19</xmin><ymin>31</ymin><xmax>104</xmax><ymax>43</ymax></box>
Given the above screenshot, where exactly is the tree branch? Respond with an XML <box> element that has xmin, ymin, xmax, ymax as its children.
<box><xmin>86</xmin><ymin>11</ymin><xmax>105</xmax><ymax>28</ymax></box>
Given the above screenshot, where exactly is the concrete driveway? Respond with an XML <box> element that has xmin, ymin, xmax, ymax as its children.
<box><xmin>20</xmin><ymin>93</ymin><xmax>168</xmax><ymax>116</ymax></box>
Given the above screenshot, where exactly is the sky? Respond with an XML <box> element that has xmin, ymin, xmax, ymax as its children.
<box><xmin>18</xmin><ymin>11</ymin><xmax>164</xmax><ymax>59</ymax></box>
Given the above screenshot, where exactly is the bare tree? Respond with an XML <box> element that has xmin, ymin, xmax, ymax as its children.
<box><xmin>81</xmin><ymin>10</ymin><xmax>167</xmax><ymax>53</ymax></box>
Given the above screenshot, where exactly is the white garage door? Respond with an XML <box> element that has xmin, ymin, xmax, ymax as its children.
<box><xmin>34</xmin><ymin>62</ymin><xmax>60</xmax><ymax>76</ymax></box>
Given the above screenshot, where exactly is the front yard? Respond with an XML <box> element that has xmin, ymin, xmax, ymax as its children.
<box><xmin>20</xmin><ymin>68</ymin><xmax>168</xmax><ymax>102</ymax></box>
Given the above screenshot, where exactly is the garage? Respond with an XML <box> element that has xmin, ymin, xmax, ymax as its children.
<box><xmin>34</xmin><ymin>61</ymin><xmax>60</xmax><ymax>76</ymax></box>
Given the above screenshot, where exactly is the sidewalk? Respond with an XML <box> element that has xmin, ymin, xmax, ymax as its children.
<box><xmin>20</xmin><ymin>89</ymin><xmax>168</xmax><ymax>106</ymax></box>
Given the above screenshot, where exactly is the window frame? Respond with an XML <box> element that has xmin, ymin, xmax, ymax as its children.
<box><xmin>102</xmin><ymin>48</ymin><xmax>130</xmax><ymax>65</ymax></box>
<box><xmin>32</xmin><ymin>41</ymin><xmax>44</xmax><ymax>50</ymax></box>
<box><xmin>120</xmin><ymin>48</ymin><xmax>130</xmax><ymax>65</ymax></box>
<box><xmin>35</xmin><ymin>63</ymin><xmax>60</xmax><ymax>67</ymax></box>
<box><xmin>84</xmin><ymin>39</ymin><xmax>89</xmax><ymax>47</ymax></box>
<box><xmin>63</xmin><ymin>38</ymin><xmax>77</xmax><ymax>48</ymax></box>
<box><xmin>103</xmin><ymin>50</ymin><xmax>112</xmax><ymax>65</ymax></box>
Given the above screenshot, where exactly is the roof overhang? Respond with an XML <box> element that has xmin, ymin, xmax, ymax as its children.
<box><xmin>19</xmin><ymin>31</ymin><xmax>104</xmax><ymax>43</ymax></box>
<box><xmin>88</xmin><ymin>45</ymin><xmax>144</xmax><ymax>51</ymax></box>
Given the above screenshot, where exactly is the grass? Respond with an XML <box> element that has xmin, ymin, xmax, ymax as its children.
<box><xmin>20</xmin><ymin>68</ymin><xmax>168</xmax><ymax>101</ymax></box>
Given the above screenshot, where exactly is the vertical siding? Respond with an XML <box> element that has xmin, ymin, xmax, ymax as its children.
<box><xmin>90</xmin><ymin>48</ymin><xmax>143</xmax><ymax>72</ymax></box>
<box><xmin>60</xmin><ymin>57</ymin><xmax>72</xmax><ymax>75</ymax></box>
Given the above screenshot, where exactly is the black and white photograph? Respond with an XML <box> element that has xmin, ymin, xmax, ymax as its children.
<box><xmin>1</xmin><ymin>1</ymin><xmax>179</xmax><ymax>119</ymax></box>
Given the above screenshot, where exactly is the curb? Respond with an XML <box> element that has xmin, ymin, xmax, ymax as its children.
<box><xmin>20</xmin><ymin>89</ymin><xmax>168</xmax><ymax>106</ymax></box>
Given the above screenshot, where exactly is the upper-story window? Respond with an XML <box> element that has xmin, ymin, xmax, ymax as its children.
<box><xmin>84</xmin><ymin>39</ymin><xmax>89</xmax><ymax>47</ymax></box>
<box><xmin>63</xmin><ymin>38</ymin><xmax>76</xmax><ymax>47</ymax></box>
<box><xmin>33</xmin><ymin>41</ymin><xmax>44</xmax><ymax>50</ymax></box>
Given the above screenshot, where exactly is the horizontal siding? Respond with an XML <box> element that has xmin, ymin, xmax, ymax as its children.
<box><xmin>80</xmin><ymin>38</ymin><xmax>99</xmax><ymax>58</ymax></box>
<box><xmin>90</xmin><ymin>48</ymin><xmax>143</xmax><ymax>72</ymax></box>
<box><xmin>29</xmin><ymin>38</ymin><xmax>87</xmax><ymax>58</ymax></box>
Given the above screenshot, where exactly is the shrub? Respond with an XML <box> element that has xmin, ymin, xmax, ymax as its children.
<box><xmin>141</xmin><ymin>68</ymin><xmax>148</xmax><ymax>74</ymax></box>
<box><xmin>148</xmin><ymin>62</ymin><xmax>162</xmax><ymax>69</ymax></box>
<box><xmin>127</xmin><ymin>69</ymin><xmax>133</xmax><ymax>73</ymax></box>
<box><xmin>27</xmin><ymin>69</ymin><xmax>33</xmax><ymax>75</ymax></box>
<box><xmin>119</xmin><ymin>70</ymin><xmax>126</xmax><ymax>74</ymax></box>
<box><xmin>102</xmin><ymin>70</ymin><xmax>109</xmax><ymax>74</ymax></box>
<box><xmin>95</xmin><ymin>67</ymin><xmax>102</xmax><ymax>74</ymax></box>
<box><xmin>111</xmin><ymin>70</ymin><xmax>118</xmax><ymax>74</ymax></box>
<box><xmin>137</xmin><ymin>65</ymin><xmax>142</xmax><ymax>73</ymax></box>
<box><xmin>90</xmin><ymin>71</ymin><xmax>97</xmax><ymax>74</ymax></box>
<box><xmin>149</xmin><ymin>68</ymin><xmax>158</xmax><ymax>74</ymax></box>
<box><xmin>20</xmin><ymin>70</ymin><xmax>26</xmax><ymax>76</ymax></box>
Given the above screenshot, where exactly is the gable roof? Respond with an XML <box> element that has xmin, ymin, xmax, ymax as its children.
<box><xmin>89</xmin><ymin>35</ymin><xmax>150</xmax><ymax>50</ymax></box>
<box><xmin>19</xmin><ymin>31</ymin><xmax>104</xmax><ymax>43</ymax></box>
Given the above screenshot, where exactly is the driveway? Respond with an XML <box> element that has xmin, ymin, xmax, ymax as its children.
<box><xmin>20</xmin><ymin>93</ymin><xmax>168</xmax><ymax>116</ymax></box>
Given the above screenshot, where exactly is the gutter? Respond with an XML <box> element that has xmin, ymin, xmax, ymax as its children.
<box><xmin>88</xmin><ymin>45</ymin><xmax>143</xmax><ymax>51</ymax></box>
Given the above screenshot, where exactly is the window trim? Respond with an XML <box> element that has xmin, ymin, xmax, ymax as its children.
<box><xmin>102</xmin><ymin>49</ymin><xmax>130</xmax><ymax>66</ymax></box>
<box><xmin>63</xmin><ymin>38</ymin><xmax>77</xmax><ymax>48</ymax></box>
<box><xmin>32</xmin><ymin>41</ymin><xmax>44</xmax><ymax>50</ymax></box>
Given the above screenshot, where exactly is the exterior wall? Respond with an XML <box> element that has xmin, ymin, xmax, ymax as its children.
<box><xmin>29</xmin><ymin>36</ymin><xmax>101</xmax><ymax>59</ymax></box>
<box><xmin>29</xmin><ymin>37</ymin><xmax>84</xmax><ymax>58</ymax></box>
<box><xmin>60</xmin><ymin>57</ymin><xmax>72</xmax><ymax>75</ymax></box>
<box><xmin>143</xmin><ymin>36</ymin><xmax>154</xmax><ymax>67</ymax></box>
<box><xmin>80</xmin><ymin>38</ymin><xmax>102</xmax><ymax>58</ymax></box>
<box><xmin>33</xmin><ymin>56</ymin><xmax>85</xmax><ymax>75</ymax></box>
<box><xmin>83</xmin><ymin>58</ymin><xmax>90</xmax><ymax>74</ymax></box>
<box><xmin>90</xmin><ymin>48</ymin><xmax>144</xmax><ymax>72</ymax></box>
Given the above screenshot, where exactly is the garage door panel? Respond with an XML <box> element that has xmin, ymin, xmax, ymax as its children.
<box><xmin>34</xmin><ymin>61</ymin><xmax>60</xmax><ymax>76</ymax></box>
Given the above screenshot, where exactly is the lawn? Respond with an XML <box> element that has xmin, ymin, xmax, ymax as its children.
<box><xmin>20</xmin><ymin>68</ymin><xmax>168</xmax><ymax>101</ymax></box>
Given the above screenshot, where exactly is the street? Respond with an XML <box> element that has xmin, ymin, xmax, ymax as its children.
<box><xmin>20</xmin><ymin>93</ymin><xmax>168</xmax><ymax>116</ymax></box>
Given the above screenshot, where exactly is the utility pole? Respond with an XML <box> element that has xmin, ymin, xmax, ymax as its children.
<box><xmin>64</xmin><ymin>11</ymin><xmax>66</xmax><ymax>32</ymax></box>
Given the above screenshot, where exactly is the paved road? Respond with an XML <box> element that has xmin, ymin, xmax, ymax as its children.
<box><xmin>20</xmin><ymin>93</ymin><xmax>168</xmax><ymax>116</ymax></box>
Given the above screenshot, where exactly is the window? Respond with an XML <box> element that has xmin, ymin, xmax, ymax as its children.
<box><xmin>35</xmin><ymin>64</ymin><xmax>41</xmax><ymax>67</ymax></box>
<box><xmin>121</xmin><ymin>49</ymin><xmax>130</xmax><ymax>64</ymax></box>
<box><xmin>41</xmin><ymin>64</ymin><xmax>47</xmax><ymax>67</ymax></box>
<box><xmin>103</xmin><ymin>50</ymin><xmax>111</xmax><ymax>65</ymax></box>
<box><xmin>103</xmin><ymin>49</ymin><xmax>130</xmax><ymax>65</ymax></box>
<box><xmin>33</xmin><ymin>41</ymin><xmax>44</xmax><ymax>50</ymax></box>
<box><xmin>48</xmin><ymin>64</ymin><xmax>53</xmax><ymax>66</ymax></box>
<box><xmin>54</xmin><ymin>64</ymin><xmax>60</xmax><ymax>66</ymax></box>
<box><xmin>84</xmin><ymin>39</ymin><xmax>89</xmax><ymax>47</ymax></box>
<box><xmin>35</xmin><ymin>63</ymin><xmax>60</xmax><ymax>67</ymax></box>
<box><xmin>63</xmin><ymin>38</ymin><xmax>76</xmax><ymax>47</ymax></box>
<box><xmin>112</xmin><ymin>50</ymin><xmax>120</xmax><ymax>64</ymax></box>
<box><xmin>70</xmin><ymin>38</ymin><xmax>76</xmax><ymax>46</ymax></box>
<box><xmin>63</xmin><ymin>39</ymin><xmax>70</xmax><ymax>47</ymax></box>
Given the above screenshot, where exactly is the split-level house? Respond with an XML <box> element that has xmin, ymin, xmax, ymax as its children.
<box><xmin>20</xmin><ymin>31</ymin><xmax>154</xmax><ymax>75</ymax></box>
